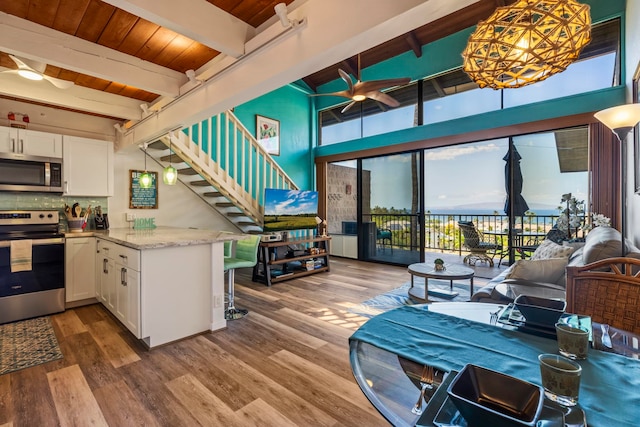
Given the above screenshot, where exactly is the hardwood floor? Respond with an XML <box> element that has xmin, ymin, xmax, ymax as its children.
<box><xmin>0</xmin><ymin>258</ymin><xmax>419</xmax><ymax>426</ymax></box>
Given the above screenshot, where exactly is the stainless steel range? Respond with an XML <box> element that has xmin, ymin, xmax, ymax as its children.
<box><xmin>0</xmin><ymin>210</ymin><xmax>65</xmax><ymax>324</ymax></box>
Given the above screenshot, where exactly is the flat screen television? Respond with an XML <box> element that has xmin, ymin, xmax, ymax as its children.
<box><xmin>263</xmin><ymin>188</ymin><xmax>319</xmax><ymax>232</ymax></box>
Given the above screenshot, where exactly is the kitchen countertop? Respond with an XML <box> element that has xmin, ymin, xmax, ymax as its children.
<box><xmin>64</xmin><ymin>227</ymin><xmax>247</xmax><ymax>250</ymax></box>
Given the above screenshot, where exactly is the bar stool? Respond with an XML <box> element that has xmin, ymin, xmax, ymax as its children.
<box><xmin>223</xmin><ymin>235</ymin><xmax>261</xmax><ymax>320</ymax></box>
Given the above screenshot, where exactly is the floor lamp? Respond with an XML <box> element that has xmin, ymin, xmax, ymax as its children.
<box><xmin>594</xmin><ymin>103</ymin><xmax>640</xmax><ymax>257</ymax></box>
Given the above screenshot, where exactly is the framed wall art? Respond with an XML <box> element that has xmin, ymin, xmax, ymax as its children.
<box><xmin>256</xmin><ymin>115</ymin><xmax>280</xmax><ymax>156</ymax></box>
<box><xmin>129</xmin><ymin>170</ymin><xmax>158</xmax><ymax>209</ymax></box>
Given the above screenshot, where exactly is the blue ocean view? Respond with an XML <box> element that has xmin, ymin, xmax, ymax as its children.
<box><xmin>424</xmin><ymin>208</ymin><xmax>560</xmax><ymax>217</ymax></box>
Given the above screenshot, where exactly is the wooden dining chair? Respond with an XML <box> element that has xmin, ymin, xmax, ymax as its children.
<box><xmin>566</xmin><ymin>257</ymin><xmax>640</xmax><ymax>334</ymax></box>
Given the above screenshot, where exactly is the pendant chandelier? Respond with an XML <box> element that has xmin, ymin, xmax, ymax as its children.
<box><xmin>139</xmin><ymin>142</ymin><xmax>153</xmax><ymax>189</ymax></box>
<box><xmin>462</xmin><ymin>0</ymin><xmax>591</xmax><ymax>89</ymax></box>
<box><xmin>163</xmin><ymin>141</ymin><xmax>178</xmax><ymax>185</ymax></box>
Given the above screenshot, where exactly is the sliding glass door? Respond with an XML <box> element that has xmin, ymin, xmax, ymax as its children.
<box><xmin>361</xmin><ymin>153</ymin><xmax>422</xmax><ymax>264</ymax></box>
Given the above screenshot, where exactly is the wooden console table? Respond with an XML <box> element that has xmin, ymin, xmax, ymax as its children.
<box><xmin>253</xmin><ymin>236</ymin><xmax>331</xmax><ymax>286</ymax></box>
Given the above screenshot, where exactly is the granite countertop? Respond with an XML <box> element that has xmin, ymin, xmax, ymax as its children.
<box><xmin>65</xmin><ymin>227</ymin><xmax>246</xmax><ymax>250</ymax></box>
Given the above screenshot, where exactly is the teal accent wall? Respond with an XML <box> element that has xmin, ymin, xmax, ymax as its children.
<box><xmin>234</xmin><ymin>85</ymin><xmax>314</xmax><ymax>190</ymax></box>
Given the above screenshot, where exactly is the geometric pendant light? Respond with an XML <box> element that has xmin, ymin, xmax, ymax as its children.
<box><xmin>462</xmin><ymin>0</ymin><xmax>592</xmax><ymax>89</ymax></box>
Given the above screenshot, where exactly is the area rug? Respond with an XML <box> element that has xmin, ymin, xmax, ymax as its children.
<box><xmin>0</xmin><ymin>316</ymin><xmax>63</xmax><ymax>375</ymax></box>
<box><xmin>349</xmin><ymin>278</ymin><xmax>473</xmax><ymax>318</ymax></box>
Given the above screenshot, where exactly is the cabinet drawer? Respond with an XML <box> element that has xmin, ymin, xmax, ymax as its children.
<box><xmin>113</xmin><ymin>245</ymin><xmax>140</xmax><ymax>271</ymax></box>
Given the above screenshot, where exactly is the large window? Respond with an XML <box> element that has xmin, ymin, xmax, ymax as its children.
<box><xmin>318</xmin><ymin>19</ymin><xmax>620</xmax><ymax>146</ymax></box>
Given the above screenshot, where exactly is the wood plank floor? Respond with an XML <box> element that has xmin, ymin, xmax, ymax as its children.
<box><xmin>0</xmin><ymin>257</ymin><xmax>492</xmax><ymax>426</ymax></box>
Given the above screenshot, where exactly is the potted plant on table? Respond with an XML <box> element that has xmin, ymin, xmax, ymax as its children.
<box><xmin>434</xmin><ymin>258</ymin><xmax>446</xmax><ymax>271</ymax></box>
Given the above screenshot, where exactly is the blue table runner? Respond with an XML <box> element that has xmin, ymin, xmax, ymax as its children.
<box><xmin>350</xmin><ymin>305</ymin><xmax>640</xmax><ymax>426</ymax></box>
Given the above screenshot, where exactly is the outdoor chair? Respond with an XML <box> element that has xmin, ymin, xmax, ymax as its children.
<box><xmin>376</xmin><ymin>227</ymin><xmax>393</xmax><ymax>252</ymax></box>
<box><xmin>566</xmin><ymin>257</ymin><xmax>640</xmax><ymax>334</ymax></box>
<box><xmin>458</xmin><ymin>221</ymin><xmax>503</xmax><ymax>267</ymax></box>
<box><xmin>223</xmin><ymin>235</ymin><xmax>261</xmax><ymax>320</ymax></box>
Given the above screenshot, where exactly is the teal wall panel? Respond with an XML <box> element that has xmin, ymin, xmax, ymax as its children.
<box><xmin>234</xmin><ymin>85</ymin><xmax>314</xmax><ymax>190</ymax></box>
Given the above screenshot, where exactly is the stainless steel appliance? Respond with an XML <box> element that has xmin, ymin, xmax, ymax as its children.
<box><xmin>0</xmin><ymin>210</ymin><xmax>65</xmax><ymax>324</ymax></box>
<box><xmin>0</xmin><ymin>153</ymin><xmax>63</xmax><ymax>193</ymax></box>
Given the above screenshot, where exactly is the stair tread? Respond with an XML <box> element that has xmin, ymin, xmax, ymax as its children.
<box><xmin>177</xmin><ymin>168</ymin><xmax>198</xmax><ymax>175</ymax></box>
<box><xmin>190</xmin><ymin>180</ymin><xmax>211</xmax><ymax>186</ymax></box>
<box><xmin>203</xmin><ymin>192</ymin><xmax>223</xmax><ymax>197</ymax></box>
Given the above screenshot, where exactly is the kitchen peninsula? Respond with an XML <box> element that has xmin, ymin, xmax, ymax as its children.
<box><xmin>66</xmin><ymin>227</ymin><xmax>245</xmax><ymax>349</ymax></box>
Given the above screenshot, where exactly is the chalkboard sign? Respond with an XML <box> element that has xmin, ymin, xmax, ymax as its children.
<box><xmin>129</xmin><ymin>170</ymin><xmax>158</xmax><ymax>209</ymax></box>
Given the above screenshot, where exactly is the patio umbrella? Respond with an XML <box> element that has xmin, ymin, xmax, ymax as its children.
<box><xmin>503</xmin><ymin>146</ymin><xmax>529</xmax><ymax>217</ymax></box>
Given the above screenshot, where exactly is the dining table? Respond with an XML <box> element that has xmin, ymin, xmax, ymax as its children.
<box><xmin>349</xmin><ymin>302</ymin><xmax>640</xmax><ymax>427</ymax></box>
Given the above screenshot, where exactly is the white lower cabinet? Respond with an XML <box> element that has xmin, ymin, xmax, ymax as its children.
<box><xmin>96</xmin><ymin>239</ymin><xmax>141</xmax><ymax>338</ymax></box>
<box><xmin>114</xmin><ymin>247</ymin><xmax>140</xmax><ymax>338</ymax></box>
<box><xmin>65</xmin><ymin>237</ymin><xmax>97</xmax><ymax>302</ymax></box>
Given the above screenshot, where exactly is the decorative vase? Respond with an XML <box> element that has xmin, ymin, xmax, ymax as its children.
<box><xmin>434</xmin><ymin>264</ymin><xmax>446</xmax><ymax>271</ymax></box>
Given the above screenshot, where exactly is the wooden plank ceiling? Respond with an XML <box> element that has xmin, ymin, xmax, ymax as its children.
<box><xmin>0</xmin><ymin>0</ymin><xmax>513</xmax><ymax>121</ymax></box>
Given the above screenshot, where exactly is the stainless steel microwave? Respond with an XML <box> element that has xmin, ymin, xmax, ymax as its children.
<box><xmin>0</xmin><ymin>153</ymin><xmax>63</xmax><ymax>193</ymax></box>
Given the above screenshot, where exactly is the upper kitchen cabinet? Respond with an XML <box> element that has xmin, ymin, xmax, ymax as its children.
<box><xmin>0</xmin><ymin>126</ymin><xmax>62</xmax><ymax>158</ymax></box>
<box><xmin>63</xmin><ymin>136</ymin><xmax>114</xmax><ymax>197</ymax></box>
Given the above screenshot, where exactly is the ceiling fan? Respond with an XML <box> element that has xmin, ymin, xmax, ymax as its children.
<box><xmin>312</xmin><ymin>55</ymin><xmax>410</xmax><ymax>113</ymax></box>
<box><xmin>3</xmin><ymin>55</ymin><xmax>74</xmax><ymax>89</ymax></box>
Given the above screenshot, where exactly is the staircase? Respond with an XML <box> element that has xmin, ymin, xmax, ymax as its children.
<box><xmin>146</xmin><ymin>110</ymin><xmax>298</xmax><ymax>233</ymax></box>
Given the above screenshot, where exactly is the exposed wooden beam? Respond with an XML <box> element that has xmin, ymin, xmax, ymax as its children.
<box><xmin>431</xmin><ymin>79</ymin><xmax>446</xmax><ymax>97</ymax></box>
<box><xmin>0</xmin><ymin>72</ymin><xmax>142</xmax><ymax>120</ymax></box>
<box><xmin>103</xmin><ymin>0</ymin><xmax>255</xmax><ymax>58</ymax></box>
<box><xmin>340</xmin><ymin>58</ymin><xmax>358</xmax><ymax>79</ymax></box>
<box><xmin>0</xmin><ymin>12</ymin><xmax>184</xmax><ymax>98</ymax></box>
<box><xmin>405</xmin><ymin>31</ymin><xmax>422</xmax><ymax>58</ymax></box>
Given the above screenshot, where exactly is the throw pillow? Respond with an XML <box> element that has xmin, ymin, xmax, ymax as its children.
<box><xmin>505</xmin><ymin>258</ymin><xmax>568</xmax><ymax>285</ymax></box>
<box><xmin>530</xmin><ymin>239</ymin><xmax>575</xmax><ymax>261</ymax></box>
<box><xmin>583</xmin><ymin>226</ymin><xmax>622</xmax><ymax>264</ymax></box>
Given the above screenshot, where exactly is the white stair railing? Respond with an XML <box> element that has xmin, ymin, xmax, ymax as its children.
<box><xmin>169</xmin><ymin>110</ymin><xmax>298</xmax><ymax>223</ymax></box>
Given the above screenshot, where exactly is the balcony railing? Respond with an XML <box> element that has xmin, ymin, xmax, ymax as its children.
<box><xmin>364</xmin><ymin>212</ymin><xmax>582</xmax><ymax>254</ymax></box>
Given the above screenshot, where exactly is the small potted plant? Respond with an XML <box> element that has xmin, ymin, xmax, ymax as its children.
<box><xmin>434</xmin><ymin>258</ymin><xmax>446</xmax><ymax>271</ymax></box>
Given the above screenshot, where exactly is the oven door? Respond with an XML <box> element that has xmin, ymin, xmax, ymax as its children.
<box><xmin>0</xmin><ymin>238</ymin><xmax>65</xmax><ymax>297</ymax></box>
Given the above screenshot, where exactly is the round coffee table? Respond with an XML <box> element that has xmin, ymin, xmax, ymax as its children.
<box><xmin>407</xmin><ymin>263</ymin><xmax>474</xmax><ymax>302</ymax></box>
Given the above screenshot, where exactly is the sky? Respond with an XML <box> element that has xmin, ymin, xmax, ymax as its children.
<box><xmin>264</xmin><ymin>189</ymin><xmax>318</xmax><ymax>215</ymax></box>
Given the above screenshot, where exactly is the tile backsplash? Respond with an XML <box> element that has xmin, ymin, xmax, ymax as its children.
<box><xmin>0</xmin><ymin>192</ymin><xmax>108</xmax><ymax>231</ymax></box>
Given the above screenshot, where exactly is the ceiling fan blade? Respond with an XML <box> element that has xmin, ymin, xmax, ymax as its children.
<box><xmin>341</xmin><ymin>101</ymin><xmax>357</xmax><ymax>113</ymax></box>
<box><xmin>367</xmin><ymin>91</ymin><xmax>401</xmax><ymax>107</ymax></box>
<box><xmin>43</xmin><ymin>75</ymin><xmax>74</xmax><ymax>89</ymax></box>
<box><xmin>337</xmin><ymin>68</ymin><xmax>355</xmax><ymax>94</ymax></box>
<box><xmin>309</xmin><ymin>90</ymin><xmax>352</xmax><ymax>99</ymax></box>
<box><xmin>9</xmin><ymin>54</ymin><xmax>46</xmax><ymax>73</ymax></box>
<box><xmin>355</xmin><ymin>77</ymin><xmax>411</xmax><ymax>94</ymax></box>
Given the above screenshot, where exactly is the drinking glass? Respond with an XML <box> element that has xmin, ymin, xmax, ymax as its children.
<box><xmin>556</xmin><ymin>322</ymin><xmax>590</xmax><ymax>360</ymax></box>
<box><xmin>538</xmin><ymin>354</ymin><xmax>582</xmax><ymax>406</ymax></box>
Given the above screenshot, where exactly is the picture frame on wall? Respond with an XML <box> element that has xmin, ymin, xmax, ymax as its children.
<box><xmin>256</xmin><ymin>115</ymin><xmax>280</xmax><ymax>156</ymax></box>
<box><xmin>129</xmin><ymin>169</ymin><xmax>158</xmax><ymax>209</ymax></box>
<box><xmin>634</xmin><ymin>62</ymin><xmax>640</xmax><ymax>193</ymax></box>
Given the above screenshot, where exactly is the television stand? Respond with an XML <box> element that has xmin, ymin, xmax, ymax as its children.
<box><xmin>253</xmin><ymin>236</ymin><xmax>331</xmax><ymax>286</ymax></box>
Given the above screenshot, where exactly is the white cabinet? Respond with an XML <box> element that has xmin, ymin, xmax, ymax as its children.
<box><xmin>328</xmin><ymin>234</ymin><xmax>357</xmax><ymax>259</ymax></box>
<box><xmin>65</xmin><ymin>237</ymin><xmax>97</xmax><ymax>303</ymax></box>
<box><xmin>96</xmin><ymin>240</ymin><xmax>140</xmax><ymax>338</ymax></box>
<box><xmin>63</xmin><ymin>135</ymin><xmax>114</xmax><ymax>196</ymax></box>
<box><xmin>114</xmin><ymin>245</ymin><xmax>140</xmax><ymax>338</ymax></box>
<box><xmin>0</xmin><ymin>126</ymin><xmax>62</xmax><ymax>158</ymax></box>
